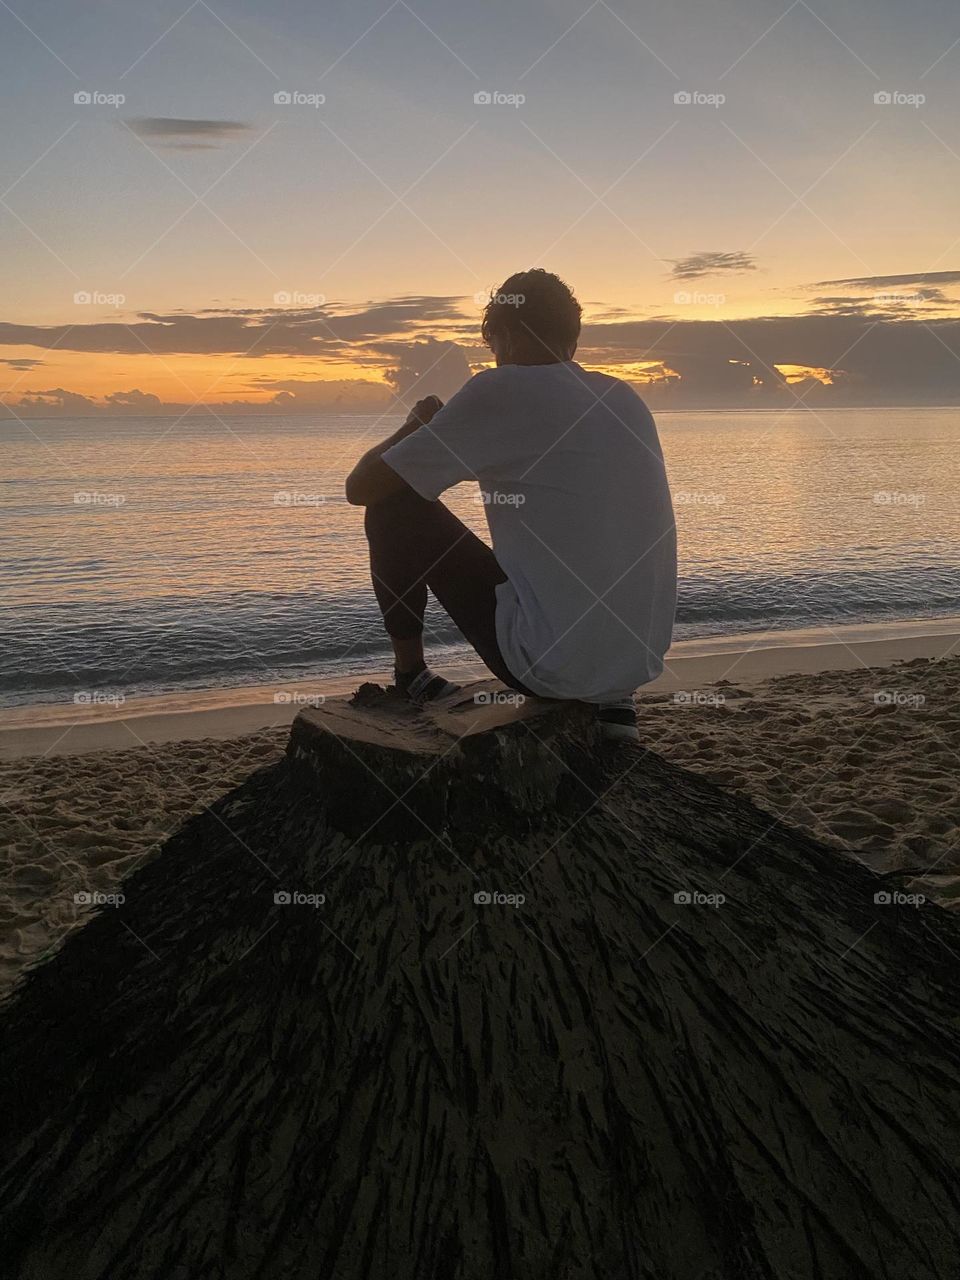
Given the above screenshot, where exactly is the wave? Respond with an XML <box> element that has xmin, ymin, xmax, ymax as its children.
<box><xmin>5</xmin><ymin>564</ymin><xmax>960</xmax><ymax>708</ymax></box>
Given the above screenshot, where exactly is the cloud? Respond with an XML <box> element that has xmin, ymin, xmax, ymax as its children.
<box><xmin>5</xmin><ymin>382</ymin><xmax>398</xmax><ymax>418</ymax></box>
<box><xmin>585</xmin><ymin>305</ymin><xmax>633</xmax><ymax>321</ymax></box>
<box><xmin>104</xmin><ymin>388</ymin><xmax>161</xmax><ymax>407</ymax></box>
<box><xmin>806</xmin><ymin>289</ymin><xmax>955</xmax><ymax>319</ymax></box>
<box><xmin>810</xmin><ymin>271</ymin><xmax>960</xmax><ymax>290</ymax></box>
<box><xmin>801</xmin><ymin>270</ymin><xmax>960</xmax><ymax>321</ymax></box>
<box><xmin>16</xmin><ymin>387</ymin><xmax>97</xmax><ymax>411</ymax></box>
<box><xmin>126</xmin><ymin>118</ymin><xmax>256</xmax><ymax>149</ymax></box>
<box><xmin>377</xmin><ymin>338</ymin><xmax>473</xmax><ymax>403</ymax></box>
<box><xmin>0</xmin><ymin>357</ymin><xmax>43</xmax><ymax>370</ymax></box>
<box><xmin>579</xmin><ymin>313</ymin><xmax>960</xmax><ymax>405</ymax></box>
<box><xmin>805</xmin><ymin>295</ymin><xmax>878</xmax><ymax>318</ymax></box>
<box><xmin>0</xmin><ymin>297</ymin><xmax>468</xmax><ymax>359</ymax></box>
<box><xmin>7</xmin><ymin>290</ymin><xmax>960</xmax><ymax>413</ymax></box>
<box><xmin>670</xmin><ymin>251</ymin><xmax>758</xmax><ymax>280</ymax></box>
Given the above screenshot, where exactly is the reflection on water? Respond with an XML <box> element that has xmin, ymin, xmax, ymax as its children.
<box><xmin>2</xmin><ymin>406</ymin><xmax>959</xmax><ymax>706</ymax></box>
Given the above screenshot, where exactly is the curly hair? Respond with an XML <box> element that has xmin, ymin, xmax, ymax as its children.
<box><xmin>480</xmin><ymin>268</ymin><xmax>581</xmax><ymax>360</ymax></box>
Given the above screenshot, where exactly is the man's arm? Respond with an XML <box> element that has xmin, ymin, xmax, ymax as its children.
<box><xmin>344</xmin><ymin>396</ymin><xmax>443</xmax><ymax>506</ymax></box>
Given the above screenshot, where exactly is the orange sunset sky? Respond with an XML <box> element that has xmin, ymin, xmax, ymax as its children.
<box><xmin>3</xmin><ymin>0</ymin><xmax>960</xmax><ymax>413</ymax></box>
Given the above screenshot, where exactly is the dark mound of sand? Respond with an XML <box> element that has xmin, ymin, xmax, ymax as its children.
<box><xmin>2</xmin><ymin>686</ymin><xmax>960</xmax><ymax>1279</ymax></box>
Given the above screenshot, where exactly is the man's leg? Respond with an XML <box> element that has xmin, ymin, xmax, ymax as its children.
<box><xmin>364</xmin><ymin>487</ymin><xmax>534</xmax><ymax>696</ymax></box>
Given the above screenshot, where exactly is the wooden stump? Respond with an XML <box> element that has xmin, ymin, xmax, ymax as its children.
<box><xmin>1</xmin><ymin>682</ymin><xmax>959</xmax><ymax>1279</ymax></box>
<box><xmin>286</xmin><ymin>679</ymin><xmax>600</xmax><ymax>837</ymax></box>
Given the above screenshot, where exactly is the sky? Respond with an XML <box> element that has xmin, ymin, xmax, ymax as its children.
<box><xmin>2</xmin><ymin>0</ymin><xmax>960</xmax><ymax>413</ymax></box>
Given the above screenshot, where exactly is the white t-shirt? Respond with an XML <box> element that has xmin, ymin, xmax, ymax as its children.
<box><xmin>382</xmin><ymin>361</ymin><xmax>676</xmax><ymax>702</ymax></box>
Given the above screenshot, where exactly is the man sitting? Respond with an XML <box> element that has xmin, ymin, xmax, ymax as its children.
<box><xmin>345</xmin><ymin>268</ymin><xmax>677</xmax><ymax>741</ymax></box>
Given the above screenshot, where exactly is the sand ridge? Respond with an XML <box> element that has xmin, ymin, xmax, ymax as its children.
<box><xmin>2</xmin><ymin>652</ymin><xmax>959</xmax><ymax>999</ymax></box>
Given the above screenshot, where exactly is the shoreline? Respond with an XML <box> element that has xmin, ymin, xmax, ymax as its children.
<box><xmin>3</xmin><ymin>615</ymin><xmax>960</xmax><ymax>760</ymax></box>
<box><xmin>4</xmin><ymin>617</ymin><xmax>960</xmax><ymax>997</ymax></box>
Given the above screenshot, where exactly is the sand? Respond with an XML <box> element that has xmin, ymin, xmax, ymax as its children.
<box><xmin>638</xmin><ymin>655</ymin><xmax>960</xmax><ymax>878</ymax></box>
<box><xmin>2</xmin><ymin>620</ymin><xmax>959</xmax><ymax>999</ymax></box>
<box><xmin>9</xmin><ymin>685</ymin><xmax>960</xmax><ymax>1278</ymax></box>
<box><xmin>0</xmin><ymin>731</ymin><xmax>288</xmax><ymax>997</ymax></box>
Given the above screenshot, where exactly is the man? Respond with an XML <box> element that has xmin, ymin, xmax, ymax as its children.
<box><xmin>345</xmin><ymin>268</ymin><xmax>676</xmax><ymax>741</ymax></box>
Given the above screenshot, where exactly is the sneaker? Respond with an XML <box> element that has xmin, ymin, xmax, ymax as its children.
<box><xmin>596</xmin><ymin>698</ymin><xmax>639</xmax><ymax>743</ymax></box>
<box><xmin>396</xmin><ymin>665</ymin><xmax>461</xmax><ymax>704</ymax></box>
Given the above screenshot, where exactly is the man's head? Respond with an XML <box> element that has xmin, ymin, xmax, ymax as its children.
<box><xmin>481</xmin><ymin>269</ymin><xmax>581</xmax><ymax>366</ymax></box>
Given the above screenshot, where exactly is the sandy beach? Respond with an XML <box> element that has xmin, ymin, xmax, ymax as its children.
<box><xmin>2</xmin><ymin>619</ymin><xmax>959</xmax><ymax>999</ymax></box>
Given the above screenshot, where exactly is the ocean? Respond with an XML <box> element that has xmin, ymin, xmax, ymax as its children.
<box><xmin>3</xmin><ymin>406</ymin><xmax>959</xmax><ymax>709</ymax></box>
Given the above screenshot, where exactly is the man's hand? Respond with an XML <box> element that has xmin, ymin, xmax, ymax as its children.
<box><xmin>345</xmin><ymin>394</ymin><xmax>444</xmax><ymax>506</ymax></box>
<box><xmin>405</xmin><ymin>395</ymin><xmax>443</xmax><ymax>428</ymax></box>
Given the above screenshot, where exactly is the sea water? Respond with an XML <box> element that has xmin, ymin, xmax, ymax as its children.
<box><xmin>2</xmin><ymin>406</ymin><xmax>959</xmax><ymax>708</ymax></box>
